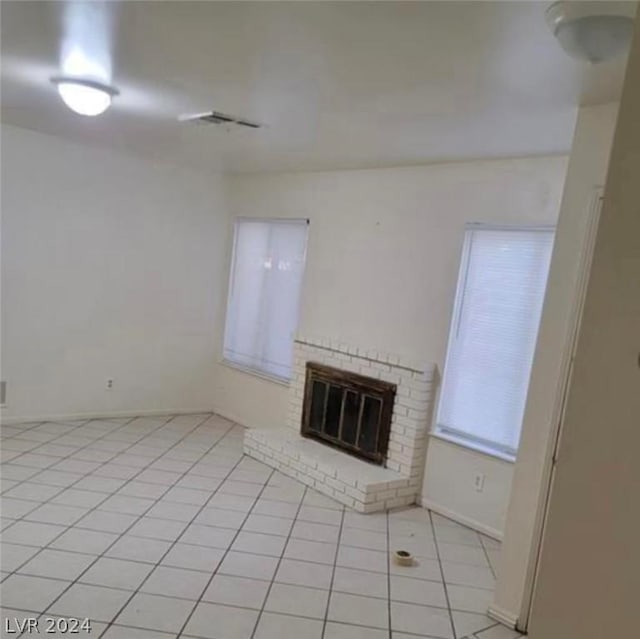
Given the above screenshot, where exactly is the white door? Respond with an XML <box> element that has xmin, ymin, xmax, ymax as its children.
<box><xmin>520</xmin><ymin>190</ymin><xmax>603</xmax><ymax>630</ymax></box>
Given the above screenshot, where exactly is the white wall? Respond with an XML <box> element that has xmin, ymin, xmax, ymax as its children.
<box><xmin>490</xmin><ymin>103</ymin><xmax>619</xmax><ymax>627</ymax></box>
<box><xmin>528</xmin><ymin>26</ymin><xmax>640</xmax><ymax>638</ymax></box>
<box><xmin>422</xmin><ymin>438</ymin><xmax>514</xmax><ymax>538</ymax></box>
<box><xmin>1</xmin><ymin>124</ymin><xmax>230</xmax><ymax>421</ymax></box>
<box><xmin>218</xmin><ymin>157</ymin><xmax>568</xmax><ymax>535</ymax></box>
<box><xmin>2</xmin><ymin>124</ymin><xmax>571</xmax><ymax>542</ymax></box>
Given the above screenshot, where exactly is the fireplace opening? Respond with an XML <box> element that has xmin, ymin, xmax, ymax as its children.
<box><xmin>300</xmin><ymin>362</ymin><xmax>396</xmax><ymax>465</ymax></box>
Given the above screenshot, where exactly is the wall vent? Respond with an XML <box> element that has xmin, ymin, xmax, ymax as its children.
<box><xmin>178</xmin><ymin>110</ymin><xmax>262</xmax><ymax>129</ymax></box>
<box><xmin>0</xmin><ymin>381</ymin><xmax>6</xmax><ymax>406</ymax></box>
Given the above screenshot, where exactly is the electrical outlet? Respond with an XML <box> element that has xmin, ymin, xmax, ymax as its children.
<box><xmin>474</xmin><ymin>473</ymin><xmax>485</xmax><ymax>492</ymax></box>
<box><xmin>106</xmin><ymin>379</ymin><xmax>114</xmax><ymax>390</ymax></box>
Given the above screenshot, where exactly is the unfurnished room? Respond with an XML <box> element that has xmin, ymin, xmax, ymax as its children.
<box><xmin>1</xmin><ymin>2</ymin><xmax>639</xmax><ymax>639</ymax></box>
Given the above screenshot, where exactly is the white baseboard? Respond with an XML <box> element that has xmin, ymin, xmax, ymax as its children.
<box><xmin>0</xmin><ymin>407</ymin><xmax>217</xmax><ymax>426</ymax></box>
<box><xmin>419</xmin><ymin>497</ymin><xmax>504</xmax><ymax>541</ymax></box>
<box><xmin>209</xmin><ymin>407</ymin><xmax>248</xmax><ymax>429</ymax></box>
<box><xmin>487</xmin><ymin>603</ymin><xmax>519</xmax><ymax>630</ymax></box>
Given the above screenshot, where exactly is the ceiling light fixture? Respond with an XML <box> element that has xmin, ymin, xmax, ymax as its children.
<box><xmin>546</xmin><ymin>1</ymin><xmax>636</xmax><ymax>63</ymax></box>
<box><xmin>50</xmin><ymin>76</ymin><xmax>119</xmax><ymax>116</ymax></box>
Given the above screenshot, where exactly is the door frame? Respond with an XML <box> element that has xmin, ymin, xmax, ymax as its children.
<box><xmin>517</xmin><ymin>187</ymin><xmax>604</xmax><ymax>631</ymax></box>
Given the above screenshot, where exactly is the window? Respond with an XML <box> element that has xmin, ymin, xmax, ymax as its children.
<box><xmin>435</xmin><ymin>225</ymin><xmax>554</xmax><ymax>459</ymax></box>
<box><xmin>223</xmin><ymin>218</ymin><xmax>308</xmax><ymax>381</ymax></box>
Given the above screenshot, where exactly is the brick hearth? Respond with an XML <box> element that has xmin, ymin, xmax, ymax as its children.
<box><xmin>244</xmin><ymin>336</ymin><xmax>435</xmax><ymax>512</ymax></box>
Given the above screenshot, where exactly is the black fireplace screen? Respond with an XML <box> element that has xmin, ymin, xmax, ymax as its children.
<box><xmin>300</xmin><ymin>362</ymin><xmax>396</xmax><ymax>465</ymax></box>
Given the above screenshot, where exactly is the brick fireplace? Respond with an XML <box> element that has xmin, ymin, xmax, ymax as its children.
<box><xmin>244</xmin><ymin>335</ymin><xmax>436</xmax><ymax>512</ymax></box>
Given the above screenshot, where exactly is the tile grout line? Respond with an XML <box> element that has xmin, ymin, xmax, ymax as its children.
<box><xmin>472</xmin><ymin>622</ymin><xmax>505</xmax><ymax>638</ymax></box>
<box><xmin>1</xmin><ymin>419</ymin><xmax>77</xmax><ymax>448</ymax></box>
<box><xmin>174</xmin><ymin>466</ymin><xmax>278</xmax><ymax>639</ymax></box>
<box><xmin>2</xmin><ymin>602</ymin><xmax>438</xmax><ymax>639</ymax></box>
<box><xmin>2</xmin><ymin>418</ymin><xmax>245</xmax><ymax>512</ymax></box>
<box><xmin>3</xmin><ymin>417</ymin><xmax>182</xmax><ymax>591</ymax></box>
<box><xmin>0</xmin><ymin>417</ymin><xmax>129</xmax><ymax>521</ymax></box>
<box><xmin>5</xmin><ymin>532</ymin><xmax>403</xmax><ymax>578</ymax></box>
<box><xmin>111</xmin><ymin>615</ymin><xmax>440</xmax><ymax>639</ymax></box>
<box><xmin>31</xmin><ymin>414</ymin><xmax>234</xmax><ymax>626</ymax></box>
<box><xmin>468</xmin><ymin>622</ymin><xmax>503</xmax><ymax>639</ymax></box>
<box><xmin>59</xmin><ymin>413</ymin><xmax>242</xmax><ymax>632</ymax></box>
<box><xmin>4</xmin><ymin>417</ymin><xmax>509</xmax><ymax>639</ymax></box>
<box><xmin>429</xmin><ymin>509</ymin><xmax>458</xmax><ymax>639</ymax></box>
<box><xmin>2</xmin><ymin>416</ymin><xmax>127</xmax><ymax>467</ymax></box>
<box><xmin>1</xmin><ymin>419</ymin><xmax>46</xmax><ymax>438</ymax></box>
<box><xmin>477</xmin><ymin>535</ymin><xmax>497</xmax><ymax>580</ymax></box>
<box><xmin>7</xmin><ymin>488</ymin><xmax>502</xmax><ymax>604</ymax></box>
<box><xmin>96</xmin><ymin>427</ymin><xmax>247</xmax><ymax>637</ymax></box>
<box><xmin>1</xmin><ymin>417</ymin><xmax>146</xmax><ymax>484</ymax></box>
<box><xmin>27</xmin><ymin>413</ymin><xmax>214</xmax><ymax>558</ymax></box>
<box><xmin>248</xmin><ymin>485</ymin><xmax>309</xmax><ymax>639</ymax></box>
<box><xmin>10</xmin><ymin>538</ymin><xmax>498</xmax><ymax>619</ymax></box>
<box><xmin>1</xmin><ymin>414</ymin><xmax>191</xmax><ymax>515</ymax></box>
<box><xmin>319</xmin><ymin>501</ymin><xmax>346</xmax><ymax>639</ymax></box>
<box><xmin>0</xmin><ymin>420</ymin><xmax>56</xmax><ymax>462</ymax></box>
<box><xmin>3</xmin><ymin>414</ymin><xmax>177</xmax><ymax>544</ymax></box>
<box><xmin>2</xmin><ymin>415</ymin><xmax>170</xmax><ymax>573</ymax></box>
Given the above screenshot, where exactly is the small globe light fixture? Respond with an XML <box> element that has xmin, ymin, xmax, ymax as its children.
<box><xmin>50</xmin><ymin>76</ymin><xmax>119</xmax><ymax>116</ymax></box>
<box><xmin>545</xmin><ymin>1</ymin><xmax>636</xmax><ymax>64</ymax></box>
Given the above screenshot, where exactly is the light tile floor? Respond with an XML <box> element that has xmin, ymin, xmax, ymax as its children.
<box><xmin>0</xmin><ymin>414</ymin><xmax>524</xmax><ymax>639</ymax></box>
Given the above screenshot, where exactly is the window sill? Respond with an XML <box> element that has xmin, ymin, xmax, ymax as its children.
<box><xmin>220</xmin><ymin>359</ymin><xmax>291</xmax><ymax>387</ymax></box>
<box><xmin>430</xmin><ymin>430</ymin><xmax>516</xmax><ymax>464</ymax></box>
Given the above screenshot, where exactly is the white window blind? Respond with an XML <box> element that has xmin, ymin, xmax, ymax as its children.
<box><xmin>223</xmin><ymin>218</ymin><xmax>308</xmax><ymax>381</ymax></box>
<box><xmin>436</xmin><ymin>225</ymin><xmax>554</xmax><ymax>458</ymax></box>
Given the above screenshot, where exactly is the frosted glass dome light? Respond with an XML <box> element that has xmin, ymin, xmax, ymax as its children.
<box><xmin>51</xmin><ymin>77</ymin><xmax>118</xmax><ymax>116</ymax></box>
<box><xmin>546</xmin><ymin>1</ymin><xmax>636</xmax><ymax>63</ymax></box>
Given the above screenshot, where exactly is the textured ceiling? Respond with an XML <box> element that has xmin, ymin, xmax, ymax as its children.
<box><xmin>0</xmin><ymin>1</ymin><xmax>631</xmax><ymax>172</ymax></box>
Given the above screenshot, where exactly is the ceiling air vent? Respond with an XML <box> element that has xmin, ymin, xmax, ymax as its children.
<box><xmin>178</xmin><ymin>110</ymin><xmax>262</xmax><ymax>129</ymax></box>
